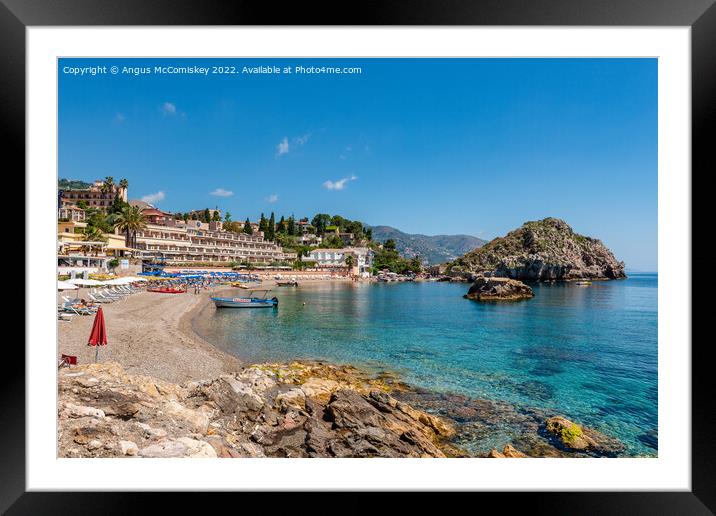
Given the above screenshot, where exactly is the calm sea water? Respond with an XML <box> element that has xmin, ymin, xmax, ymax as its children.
<box><xmin>194</xmin><ymin>274</ymin><xmax>658</xmax><ymax>456</ymax></box>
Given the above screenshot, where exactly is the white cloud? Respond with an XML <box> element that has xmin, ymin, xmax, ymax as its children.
<box><xmin>210</xmin><ymin>188</ymin><xmax>234</xmax><ymax>197</ymax></box>
<box><xmin>266</xmin><ymin>194</ymin><xmax>279</xmax><ymax>203</ymax></box>
<box><xmin>276</xmin><ymin>132</ymin><xmax>312</xmax><ymax>157</ymax></box>
<box><xmin>161</xmin><ymin>102</ymin><xmax>177</xmax><ymax>115</ymax></box>
<box><xmin>276</xmin><ymin>137</ymin><xmax>289</xmax><ymax>156</ymax></box>
<box><xmin>141</xmin><ymin>191</ymin><xmax>165</xmax><ymax>204</ymax></box>
<box><xmin>294</xmin><ymin>132</ymin><xmax>312</xmax><ymax>146</ymax></box>
<box><xmin>322</xmin><ymin>175</ymin><xmax>358</xmax><ymax>191</ymax></box>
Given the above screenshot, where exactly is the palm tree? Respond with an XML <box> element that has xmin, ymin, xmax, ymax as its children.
<box><xmin>113</xmin><ymin>205</ymin><xmax>147</xmax><ymax>249</ymax></box>
<box><xmin>82</xmin><ymin>227</ymin><xmax>108</xmax><ymax>256</ymax></box>
<box><xmin>119</xmin><ymin>178</ymin><xmax>128</xmax><ymax>190</ymax></box>
<box><xmin>101</xmin><ymin>176</ymin><xmax>115</xmax><ymax>195</ymax></box>
<box><xmin>345</xmin><ymin>254</ymin><xmax>356</xmax><ymax>268</ymax></box>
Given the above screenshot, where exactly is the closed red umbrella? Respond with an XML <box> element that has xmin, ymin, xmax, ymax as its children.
<box><xmin>87</xmin><ymin>305</ymin><xmax>108</xmax><ymax>362</ymax></box>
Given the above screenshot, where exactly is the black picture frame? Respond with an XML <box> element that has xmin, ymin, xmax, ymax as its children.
<box><xmin>5</xmin><ymin>0</ymin><xmax>711</xmax><ymax>512</ymax></box>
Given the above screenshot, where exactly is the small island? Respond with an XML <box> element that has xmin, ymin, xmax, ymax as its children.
<box><xmin>463</xmin><ymin>276</ymin><xmax>534</xmax><ymax>301</ymax></box>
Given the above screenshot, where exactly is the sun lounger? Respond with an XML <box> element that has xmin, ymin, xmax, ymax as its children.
<box><xmin>88</xmin><ymin>293</ymin><xmax>113</xmax><ymax>303</ymax></box>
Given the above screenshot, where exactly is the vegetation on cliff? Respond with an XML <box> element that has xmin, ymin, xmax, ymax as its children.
<box><xmin>447</xmin><ymin>217</ymin><xmax>626</xmax><ymax>281</ymax></box>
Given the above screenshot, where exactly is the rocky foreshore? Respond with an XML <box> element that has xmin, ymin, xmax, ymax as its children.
<box><xmin>58</xmin><ymin>360</ymin><xmax>625</xmax><ymax>458</ymax></box>
<box><xmin>58</xmin><ymin>361</ymin><xmax>461</xmax><ymax>458</ymax></box>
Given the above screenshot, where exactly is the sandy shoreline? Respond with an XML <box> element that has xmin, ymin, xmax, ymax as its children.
<box><xmin>58</xmin><ymin>279</ymin><xmax>353</xmax><ymax>383</ymax></box>
<box><xmin>58</xmin><ymin>288</ymin><xmax>242</xmax><ymax>383</ymax></box>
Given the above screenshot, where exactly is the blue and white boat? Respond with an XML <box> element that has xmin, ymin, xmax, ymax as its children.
<box><xmin>211</xmin><ymin>289</ymin><xmax>279</xmax><ymax>308</ymax></box>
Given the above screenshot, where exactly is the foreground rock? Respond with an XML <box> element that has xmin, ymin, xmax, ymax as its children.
<box><xmin>58</xmin><ymin>361</ymin><xmax>457</xmax><ymax>458</ymax></box>
<box><xmin>464</xmin><ymin>276</ymin><xmax>534</xmax><ymax>301</ymax></box>
<box><xmin>448</xmin><ymin>217</ymin><xmax>626</xmax><ymax>281</ymax></box>
<box><xmin>544</xmin><ymin>416</ymin><xmax>625</xmax><ymax>456</ymax></box>
<box><xmin>487</xmin><ymin>444</ymin><xmax>528</xmax><ymax>458</ymax></box>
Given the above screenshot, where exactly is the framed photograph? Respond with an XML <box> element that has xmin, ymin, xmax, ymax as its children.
<box><xmin>7</xmin><ymin>0</ymin><xmax>712</xmax><ymax>511</ymax></box>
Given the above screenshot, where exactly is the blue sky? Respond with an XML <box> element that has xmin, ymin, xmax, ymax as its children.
<box><xmin>59</xmin><ymin>58</ymin><xmax>657</xmax><ymax>270</ymax></box>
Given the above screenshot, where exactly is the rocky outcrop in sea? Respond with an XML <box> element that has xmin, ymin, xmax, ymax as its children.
<box><xmin>58</xmin><ymin>360</ymin><xmax>628</xmax><ymax>458</ymax></box>
<box><xmin>447</xmin><ymin>217</ymin><xmax>626</xmax><ymax>282</ymax></box>
<box><xmin>464</xmin><ymin>276</ymin><xmax>534</xmax><ymax>301</ymax></box>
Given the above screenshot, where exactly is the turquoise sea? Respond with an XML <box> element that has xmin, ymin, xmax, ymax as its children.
<box><xmin>194</xmin><ymin>273</ymin><xmax>658</xmax><ymax>456</ymax></box>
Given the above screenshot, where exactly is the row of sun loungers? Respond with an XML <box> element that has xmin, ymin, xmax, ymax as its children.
<box><xmin>58</xmin><ymin>284</ymin><xmax>145</xmax><ymax>319</ymax></box>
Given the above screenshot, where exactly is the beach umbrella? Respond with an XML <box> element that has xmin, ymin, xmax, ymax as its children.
<box><xmin>68</xmin><ymin>278</ymin><xmax>106</xmax><ymax>298</ymax></box>
<box><xmin>104</xmin><ymin>278</ymin><xmax>128</xmax><ymax>286</ymax></box>
<box><xmin>87</xmin><ymin>305</ymin><xmax>108</xmax><ymax>362</ymax></box>
<box><xmin>68</xmin><ymin>278</ymin><xmax>106</xmax><ymax>286</ymax></box>
<box><xmin>57</xmin><ymin>280</ymin><xmax>78</xmax><ymax>291</ymax></box>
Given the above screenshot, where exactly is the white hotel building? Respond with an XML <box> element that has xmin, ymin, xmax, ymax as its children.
<box><xmin>134</xmin><ymin>218</ymin><xmax>297</xmax><ymax>265</ymax></box>
<box><xmin>303</xmin><ymin>247</ymin><xmax>374</xmax><ymax>277</ymax></box>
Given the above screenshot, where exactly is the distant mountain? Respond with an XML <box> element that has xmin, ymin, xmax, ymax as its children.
<box><xmin>369</xmin><ymin>225</ymin><xmax>487</xmax><ymax>265</ymax></box>
<box><xmin>59</xmin><ymin>178</ymin><xmax>93</xmax><ymax>190</ymax></box>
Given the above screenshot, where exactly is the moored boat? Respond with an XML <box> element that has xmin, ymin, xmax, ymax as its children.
<box><xmin>211</xmin><ymin>289</ymin><xmax>278</xmax><ymax>308</ymax></box>
<box><xmin>276</xmin><ymin>281</ymin><xmax>299</xmax><ymax>287</ymax></box>
<box><xmin>574</xmin><ymin>280</ymin><xmax>592</xmax><ymax>286</ymax></box>
<box><xmin>147</xmin><ymin>287</ymin><xmax>186</xmax><ymax>294</ymax></box>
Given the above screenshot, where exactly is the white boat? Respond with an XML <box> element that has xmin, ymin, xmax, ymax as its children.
<box><xmin>211</xmin><ymin>289</ymin><xmax>278</xmax><ymax>308</ymax></box>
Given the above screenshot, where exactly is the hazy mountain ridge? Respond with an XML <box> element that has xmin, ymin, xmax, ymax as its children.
<box><xmin>369</xmin><ymin>225</ymin><xmax>487</xmax><ymax>265</ymax></box>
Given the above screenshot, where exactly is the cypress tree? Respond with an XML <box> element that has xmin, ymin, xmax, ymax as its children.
<box><xmin>243</xmin><ymin>218</ymin><xmax>253</xmax><ymax>235</ymax></box>
<box><xmin>259</xmin><ymin>213</ymin><xmax>267</xmax><ymax>234</ymax></box>
<box><xmin>287</xmin><ymin>215</ymin><xmax>295</xmax><ymax>236</ymax></box>
<box><xmin>267</xmin><ymin>212</ymin><xmax>276</xmax><ymax>241</ymax></box>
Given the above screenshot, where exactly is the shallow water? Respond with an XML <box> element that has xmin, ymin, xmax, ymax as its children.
<box><xmin>194</xmin><ymin>274</ymin><xmax>658</xmax><ymax>456</ymax></box>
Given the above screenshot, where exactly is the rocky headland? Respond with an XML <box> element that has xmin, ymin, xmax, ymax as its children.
<box><xmin>463</xmin><ymin>276</ymin><xmax>534</xmax><ymax>301</ymax></box>
<box><xmin>447</xmin><ymin>217</ymin><xmax>626</xmax><ymax>282</ymax></box>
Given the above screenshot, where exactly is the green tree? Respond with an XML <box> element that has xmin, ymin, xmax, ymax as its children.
<box><xmin>319</xmin><ymin>235</ymin><xmax>345</xmax><ymax>249</ymax></box>
<box><xmin>81</xmin><ymin>226</ymin><xmax>108</xmax><ymax>256</ymax></box>
<box><xmin>76</xmin><ymin>200</ymin><xmax>88</xmax><ymax>210</ymax></box>
<box><xmin>243</xmin><ymin>218</ymin><xmax>253</xmax><ymax>235</ymax></box>
<box><xmin>345</xmin><ymin>254</ymin><xmax>356</xmax><ymax>268</ymax></box>
<box><xmin>311</xmin><ymin>213</ymin><xmax>331</xmax><ymax>235</ymax></box>
<box><xmin>259</xmin><ymin>213</ymin><xmax>267</xmax><ymax>234</ymax></box>
<box><xmin>287</xmin><ymin>215</ymin><xmax>296</xmax><ymax>236</ymax></box>
<box><xmin>277</xmin><ymin>215</ymin><xmax>286</xmax><ymax>234</ymax></box>
<box><xmin>118</xmin><ymin>178</ymin><xmax>128</xmax><ymax>190</ymax></box>
<box><xmin>267</xmin><ymin>212</ymin><xmax>276</xmax><ymax>241</ymax></box>
<box><xmin>203</xmin><ymin>208</ymin><xmax>211</xmax><ymax>223</ymax></box>
<box><xmin>101</xmin><ymin>176</ymin><xmax>115</xmax><ymax>194</ymax></box>
<box><xmin>85</xmin><ymin>210</ymin><xmax>113</xmax><ymax>233</ymax></box>
<box><xmin>113</xmin><ymin>205</ymin><xmax>147</xmax><ymax>249</ymax></box>
<box><xmin>224</xmin><ymin>211</ymin><xmax>232</xmax><ymax>222</ymax></box>
<box><xmin>109</xmin><ymin>193</ymin><xmax>129</xmax><ymax>215</ymax></box>
<box><xmin>408</xmin><ymin>256</ymin><xmax>423</xmax><ymax>273</ymax></box>
<box><xmin>384</xmin><ymin>239</ymin><xmax>397</xmax><ymax>251</ymax></box>
<box><xmin>331</xmin><ymin>215</ymin><xmax>347</xmax><ymax>229</ymax></box>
